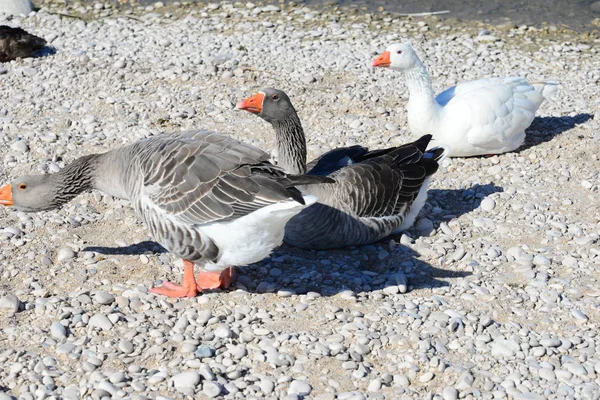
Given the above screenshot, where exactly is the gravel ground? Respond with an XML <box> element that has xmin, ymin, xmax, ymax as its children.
<box><xmin>0</xmin><ymin>1</ymin><xmax>599</xmax><ymax>399</ymax></box>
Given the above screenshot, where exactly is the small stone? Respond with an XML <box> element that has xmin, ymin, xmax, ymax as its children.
<box><xmin>480</xmin><ymin>198</ymin><xmax>496</xmax><ymax>212</ymax></box>
<box><xmin>203</xmin><ymin>381</ymin><xmax>222</xmax><ymax>398</ymax></box>
<box><xmin>540</xmin><ymin>338</ymin><xmax>561</xmax><ymax>347</ymax></box>
<box><xmin>50</xmin><ymin>322</ymin><xmax>67</xmax><ymax>340</ymax></box>
<box><xmin>260</xmin><ymin>378</ymin><xmax>275</xmax><ymax>394</ymax></box>
<box><xmin>415</xmin><ymin>218</ymin><xmax>434</xmax><ymax>236</ymax></box>
<box><xmin>214</xmin><ymin>325</ymin><xmax>232</xmax><ymax>338</ymax></box>
<box><xmin>592</xmin><ymin>1</ymin><xmax>600</xmax><ymax>12</ymax></box>
<box><xmin>514</xmin><ymin>393</ymin><xmax>546</xmax><ymax>400</ymax></box>
<box><xmin>301</xmin><ymin>75</ymin><xmax>316</xmax><ymax>84</ymax></box>
<box><xmin>539</xmin><ymin>368</ymin><xmax>556</xmax><ymax>381</ymax></box>
<box><xmin>419</xmin><ymin>372</ymin><xmax>434</xmax><ymax>383</ymax></box>
<box><xmin>11</xmin><ymin>141</ymin><xmax>29</xmax><ymax>153</ymax></box>
<box><xmin>57</xmin><ymin>248</ymin><xmax>76</xmax><ymax>262</ymax></box>
<box><xmin>94</xmin><ymin>291</ymin><xmax>115</xmax><ymax>305</ymax></box>
<box><xmin>195</xmin><ymin>344</ymin><xmax>215</xmax><ymax>358</ymax></box>
<box><xmin>395</xmin><ymin>272</ymin><xmax>408</xmax><ymax>293</ymax></box>
<box><xmin>0</xmin><ymin>295</ymin><xmax>20</xmax><ymax>314</ymax></box>
<box><xmin>367</xmin><ymin>378</ymin><xmax>382</xmax><ymax>392</ymax></box>
<box><xmin>118</xmin><ymin>341</ymin><xmax>134</xmax><ymax>354</ymax></box>
<box><xmin>442</xmin><ymin>386</ymin><xmax>458</xmax><ymax>400</ymax></box>
<box><xmin>197</xmin><ymin>310</ymin><xmax>212</xmax><ymax>324</ymax></box>
<box><xmin>288</xmin><ymin>380</ymin><xmax>312</xmax><ymax>396</ymax></box>
<box><xmin>562</xmin><ymin>255</ymin><xmax>579</xmax><ymax>268</ymax></box>
<box><xmin>113</xmin><ymin>60</ymin><xmax>126</xmax><ymax>69</ymax></box>
<box><xmin>571</xmin><ymin>309</ymin><xmax>588</xmax><ymax>322</ymax></box>
<box><xmin>109</xmin><ymin>371</ymin><xmax>126</xmax><ymax>384</ymax></box>
<box><xmin>491</xmin><ymin>339</ymin><xmax>520</xmax><ymax>357</ymax></box>
<box><xmin>533</xmin><ymin>255</ymin><xmax>551</xmax><ymax>266</ymax></box>
<box><xmin>354</xmin><ymin>343</ymin><xmax>370</xmax><ymax>355</ymax></box>
<box><xmin>172</xmin><ymin>371</ymin><xmax>201</xmax><ymax>392</ymax></box>
<box><xmin>88</xmin><ymin>314</ymin><xmax>113</xmax><ymax>331</ymax></box>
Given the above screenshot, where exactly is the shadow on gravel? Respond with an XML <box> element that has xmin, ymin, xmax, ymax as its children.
<box><xmin>84</xmin><ymin>238</ymin><xmax>471</xmax><ymax>297</ymax></box>
<box><xmin>36</xmin><ymin>46</ymin><xmax>56</xmax><ymax>58</ymax></box>
<box><xmin>84</xmin><ymin>240</ymin><xmax>167</xmax><ymax>255</ymax></box>
<box><xmin>520</xmin><ymin>113</ymin><xmax>593</xmax><ymax>151</ymax></box>
<box><xmin>82</xmin><ymin>184</ymin><xmax>491</xmax><ymax>296</ymax></box>
<box><xmin>237</xmin><ymin>242</ymin><xmax>472</xmax><ymax>297</ymax></box>
<box><xmin>425</xmin><ymin>183</ymin><xmax>504</xmax><ymax>228</ymax></box>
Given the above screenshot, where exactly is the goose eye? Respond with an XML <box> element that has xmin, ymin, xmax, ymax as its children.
<box><xmin>396</xmin><ymin>50</ymin><xmax>403</xmax><ymax>54</ymax></box>
<box><xmin>272</xmin><ymin>94</ymin><xmax>279</xmax><ymax>100</ymax></box>
<box><xmin>18</xmin><ymin>183</ymin><xmax>27</xmax><ymax>190</ymax></box>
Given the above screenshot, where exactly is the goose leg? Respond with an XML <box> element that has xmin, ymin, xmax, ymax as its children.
<box><xmin>150</xmin><ymin>260</ymin><xmax>198</xmax><ymax>298</ymax></box>
<box><xmin>195</xmin><ymin>267</ymin><xmax>237</xmax><ymax>290</ymax></box>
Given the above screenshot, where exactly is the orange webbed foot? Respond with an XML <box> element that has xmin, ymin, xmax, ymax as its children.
<box><xmin>150</xmin><ymin>260</ymin><xmax>198</xmax><ymax>298</ymax></box>
<box><xmin>196</xmin><ymin>267</ymin><xmax>237</xmax><ymax>291</ymax></box>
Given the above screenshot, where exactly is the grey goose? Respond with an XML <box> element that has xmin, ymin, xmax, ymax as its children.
<box><xmin>0</xmin><ymin>25</ymin><xmax>46</xmax><ymax>62</ymax></box>
<box><xmin>236</xmin><ymin>88</ymin><xmax>447</xmax><ymax>249</ymax></box>
<box><xmin>0</xmin><ymin>130</ymin><xmax>332</xmax><ymax>298</ymax></box>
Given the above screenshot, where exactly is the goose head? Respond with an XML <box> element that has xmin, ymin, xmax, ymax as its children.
<box><xmin>0</xmin><ymin>175</ymin><xmax>76</xmax><ymax>212</ymax></box>
<box><xmin>372</xmin><ymin>43</ymin><xmax>419</xmax><ymax>71</ymax></box>
<box><xmin>236</xmin><ymin>88</ymin><xmax>297</xmax><ymax>124</ymax></box>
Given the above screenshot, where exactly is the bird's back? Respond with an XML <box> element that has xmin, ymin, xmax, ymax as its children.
<box><xmin>285</xmin><ymin>135</ymin><xmax>444</xmax><ymax>249</ymax></box>
<box><xmin>433</xmin><ymin>77</ymin><xmax>556</xmax><ymax>156</ymax></box>
<box><xmin>0</xmin><ymin>25</ymin><xmax>46</xmax><ymax>62</ymax></box>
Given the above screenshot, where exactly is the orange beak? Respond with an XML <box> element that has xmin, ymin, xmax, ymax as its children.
<box><xmin>372</xmin><ymin>51</ymin><xmax>391</xmax><ymax>68</ymax></box>
<box><xmin>236</xmin><ymin>92</ymin><xmax>265</xmax><ymax>114</ymax></box>
<box><xmin>0</xmin><ymin>184</ymin><xmax>13</xmax><ymax>206</ymax></box>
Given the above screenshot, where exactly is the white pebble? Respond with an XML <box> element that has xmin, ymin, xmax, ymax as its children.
<box><xmin>57</xmin><ymin>248</ymin><xmax>76</xmax><ymax>262</ymax></box>
<box><xmin>480</xmin><ymin>198</ymin><xmax>496</xmax><ymax>212</ymax></box>
<box><xmin>288</xmin><ymin>380</ymin><xmax>312</xmax><ymax>396</ymax></box>
<box><xmin>214</xmin><ymin>325</ymin><xmax>232</xmax><ymax>338</ymax></box>
<box><xmin>88</xmin><ymin>314</ymin><xmax>113</xmax><ymax>331</ymax></box>
<box><xmin>0</xmin><ymin>295</ymin><xmax>20</xmax><ymax>315</ymax></box>
<box><xmin>50</xmin><ymin>322</ymin><xmax>67</xmax><ymax>339</ymax></box>
<box><xmin>172</xmin><ymin>371</ymin><xmax>201</xmax><ymax>392</ymax></box>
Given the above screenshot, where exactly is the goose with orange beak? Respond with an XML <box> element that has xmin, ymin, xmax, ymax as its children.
<box><xmin>371</xmin><ymin>43</ymin><xmax>558</xmax><ymax>157</ymax></box>
<box><xmin>236</xmin><ymin>87</ymin><xmax>448</xmax><ymax>250</ymax></box>
<box><xmin>0</xmin><ymin>130</ymin><xmax>333</xmax><ymax>298</ymax></box>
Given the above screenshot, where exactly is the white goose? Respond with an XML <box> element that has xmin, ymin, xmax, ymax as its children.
<box><xmin>372</xmin><ymin>43</ymin><xmax>558</xmax><ymax>157</ymax></box>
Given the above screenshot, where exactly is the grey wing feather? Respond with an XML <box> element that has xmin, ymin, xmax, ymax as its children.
<box><xmin>132</xmin><ymin>130</ymin><xmax>317</xmax><ymax>226</ymax></box>
<box><xmin>309</xmin><ymin>135</ymin><xmax>438</xmax><ymax>219</ymax></box>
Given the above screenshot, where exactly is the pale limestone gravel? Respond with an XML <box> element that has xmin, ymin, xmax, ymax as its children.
<box><xmin>0</xmin><ymin>1</ymin><xmax>599</xmax><ymax>400</ymax></box>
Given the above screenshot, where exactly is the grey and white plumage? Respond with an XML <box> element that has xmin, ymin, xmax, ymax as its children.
<box><xmin>0</xmin><ymin>25</ymin><xmax>46</xmax><ymax>62</ymax></box>
<box><xmin>1</xmin><ymin>130</ymin><xmax>332</xmax><ymax>275</ymax></box>
<box><xmin>237</xmin><ymin>88</ymin><xmax>447</xmax><ymax>249</ymax></box>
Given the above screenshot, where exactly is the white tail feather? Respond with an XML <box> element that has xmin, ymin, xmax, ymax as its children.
<box><xmin>530</xmin><ymin>81</ymin><xmax>559</xmax><ymax>99</ymax></box>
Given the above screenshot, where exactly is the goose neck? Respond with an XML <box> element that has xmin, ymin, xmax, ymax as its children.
<box><xmin>404</xmin><ymin>60</ymin><xmax>435</xmax><ymax>100</ymax></box>
<box><xmin>271</xmin><ymin>113</ymin><xmax>307</xmax><ymax>175</ymax></box>
<box><xmin>46</xmin><ymin>153</ymin><xmax>102</xmax><ymax>207</ymax></box>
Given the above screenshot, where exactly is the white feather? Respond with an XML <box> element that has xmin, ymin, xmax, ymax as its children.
<box><xmin>383</xmin><ymin>43</ymin><xmax>558</xmax><ymax>157</ymax></box>
<box><xmin>199</xmin><ymin>195</ymin><xmax>317</xmax><ymax>271</ymax></box>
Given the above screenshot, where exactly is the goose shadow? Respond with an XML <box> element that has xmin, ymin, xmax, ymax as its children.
<box><xmin>404</xmin><ymin>183</ymin><xmax>504</xmax><ymax>237</ymax></box>
<box><xmin>83</xmin><ymin>242</ymin><xmax>471</xmax><ymax>298</ymax></box>
<box><xmin>238</xmin><ymin>243</ymin><xmax>472</xmax><ymax>297</ymax></box>
<box><xmin>519</xmin><ymin>113</ymin><xmax>593</xmax><ymax>152</ymax></box>
<box><xmin>83</xmin><ymin>240</ymin><xmax>167</xmax><ymax>255</ymax></box>
<box><xmin>83</xmin><ymin>186</ymin><xmax>496</xmax><ymax>297</ymax></box>
<box><xmin>35</xmin><ymin>46</ymin><xmax>56</xmax><ymax>58</ymax></box>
